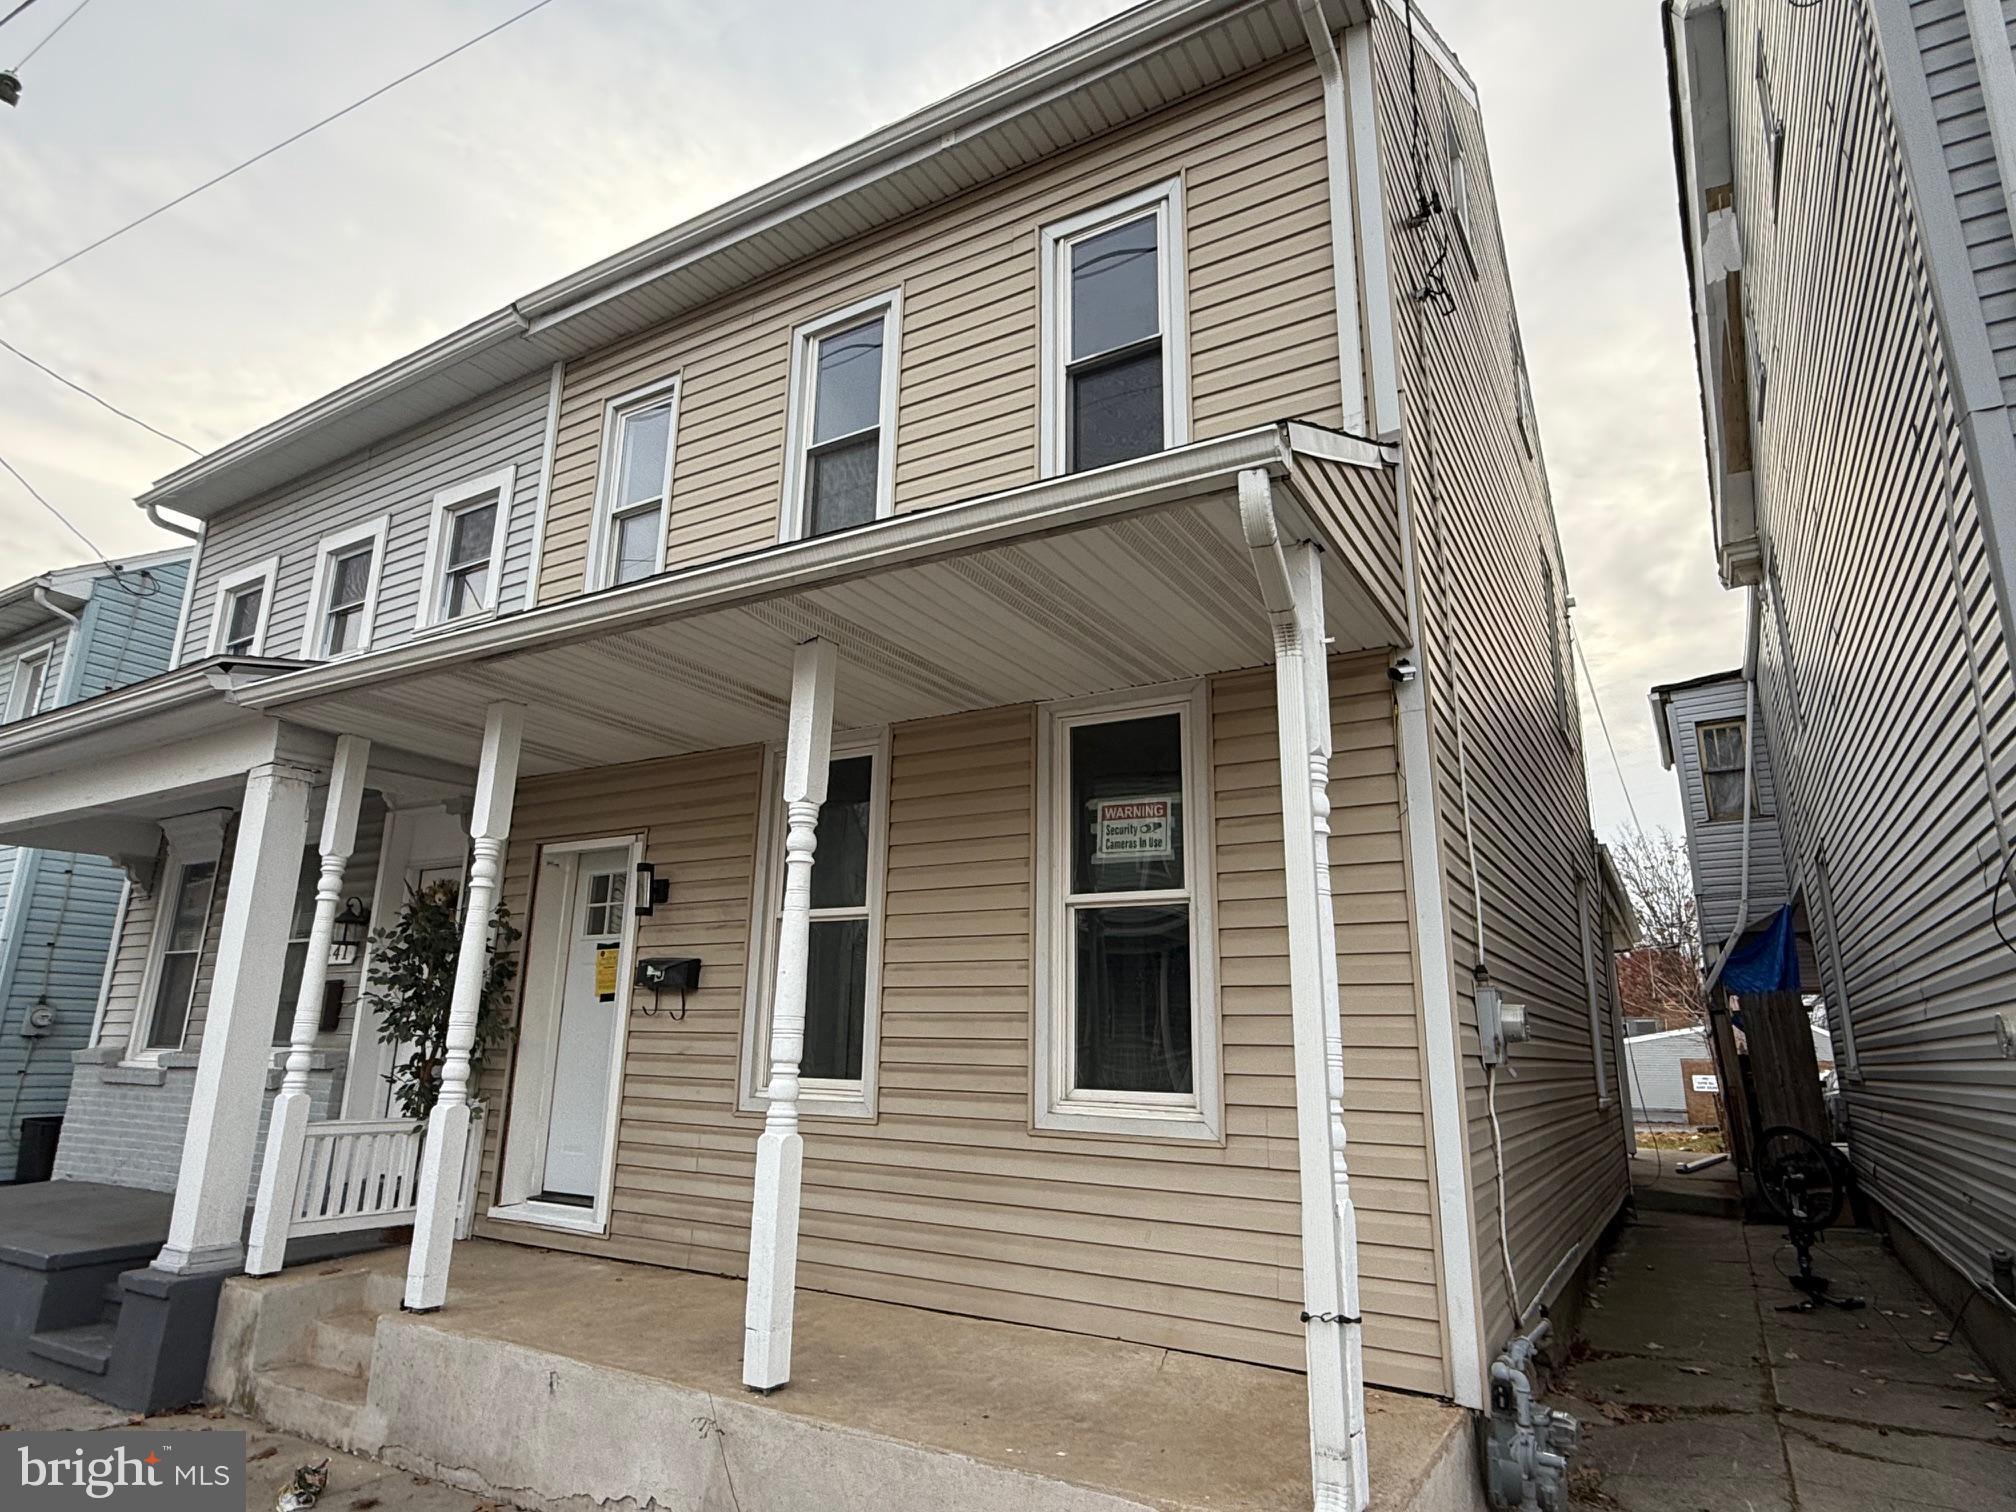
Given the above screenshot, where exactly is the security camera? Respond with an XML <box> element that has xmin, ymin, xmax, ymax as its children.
<box><xmin>1388</xmin><ymin>657</ymin><xmax>1418</xmax><ymax>684</ymax></box>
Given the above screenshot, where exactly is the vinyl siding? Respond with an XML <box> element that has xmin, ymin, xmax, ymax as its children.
<box><xmin>1730</xmin><ymin>0</ymin><xmax>2016</xmax><ymax>1288</ymax></box>
<box><xmin>71</xmin><ymin>561</ymin><xmax>188</xmax><ymax>700</ymax></box>
<box><xmin>1660</xmin><ymin>676</ymin><xmax>1791</xmax><ymax>945</ymax></box>
<box><xmin>472</xmin><ymin>654</ymin><xmax>1449</xmax><ymax>1393</ymax></box>
<box><xmin>535</xmin><ymin>52</ymin><xmax>1343</xmax><ymax>601</ymax></box>
<box><xmin>177</xmin><ymin>377</ymin><xmax>553</xmax><ymax>665</ymax></box>
<box><xmin>0</xmin><ymin>628</ymin><xmax>70</xmax><ymax>719</ymax></box>
<box><xmin>1372</xmin><ymin>8</ymin><xmax>1626</xmax><ymax>1353</ymax></box>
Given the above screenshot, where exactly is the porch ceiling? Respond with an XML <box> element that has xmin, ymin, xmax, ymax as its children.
<box><xmin>261</xmin><ymin>488</ymin><xmax>1391</xmax><ymax>776</ymax></box>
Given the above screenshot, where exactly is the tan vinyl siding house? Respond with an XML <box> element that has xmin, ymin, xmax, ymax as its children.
<box><xmin>535</xmin><ymin>53</ymin><xmax>1342</xmax><ymax>600</ymax></box>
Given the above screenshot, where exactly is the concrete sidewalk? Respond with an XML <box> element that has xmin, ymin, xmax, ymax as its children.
<box><xmin>0</xmin><ymin>1370</ymin><xmax>493</xmax><ymax>1512</ymax></box>
<box><xmin>1561</xmin><ymin>1209</ymin><xmax>2016</xmax><ymax>1510</ymax></box>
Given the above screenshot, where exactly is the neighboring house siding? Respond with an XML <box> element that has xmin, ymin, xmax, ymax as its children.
<box><xmin>0</xmin><ymin>628</ymin><xmax>70</xmax><ymax>717</ymax></box>
<box><xmin>470</xmin><ymin>655</ymin><xmax>1452</xmax><ymax>1394</ymax></box>
<box><xmin>1661</xmin><ymin>677</ymin><xmax>1790</xmax><ymax>946</ymax></box>
<box><xmin>1372</xmin><ymin>7</ymin><xmax>1626</xmax><ymax>1350</ymax></box>
<box><xmin>177</xmin><ymin>377</ymin><xmax>552</xmax><ymax>664</ymax></box>
<box><xmin>70</xmin><ymin>561</ymin><xmax>188</xmax><ymax>700</ymax></box>
<box><xmin>535</xmin><ymin>51</ymin><xmax>1342</xmax><ymax>601</ymax></box>
<box><xmin>1732</xmin><ymin>0</ymin><xmax>2016</xmax><ymax>1289</ymax></box>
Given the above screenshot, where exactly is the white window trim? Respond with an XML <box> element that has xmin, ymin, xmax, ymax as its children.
<box><xmin>778</xmin><ymin>290</ymin><xmax>904</xmax><ymax>542</ymax></box>
<box><xmin>299</xmin><ymin>515</ymin><xmax>391</xmax><ymax>660</ymax></box>
<box><xmin>128</xmin><ymin>811</ymin><xmax>228</xmax><ymax>1062</ymax></box>
<box><xmin>1038</xmin><ymin>177</ymin><xmax>1191</xmax><ymax>479</ymax></box>
<box><xmin>738</xmin><ymin>730</ymin><xmax>890</xmax><ymax>1121</ymax></box>
<box><xmin>206</xmin><ymin>556</ymin><xmax>279</xmax><ymax>658</ymax></box>
<box><xmin>586</xmin><ymin>375</ymin><xmax>680</xmax><ymax>592</ymax></box>
<box><xmin>1034</xmin><ymin>681</ymin><xmax>1221</xmax><ymax>1141</ymax></box>
<box><xmin>415</xmin><ymin>465</ymin><xmax>517</xmax><ymax>632</ymax></box>
<box><xmin>491</xmin><ymin>833</ymin><xmax>645</xmax><ymax>1236</ymax></box>
<box><xmin>5</xmin><ymin>644</ymin><xmax>55</xmax><ymax>722</ymax></box>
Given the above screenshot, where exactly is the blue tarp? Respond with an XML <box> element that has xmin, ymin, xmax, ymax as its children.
<box><xmin>1720</xmin><ymin>903</ymin><xmax>1802</xmax><ymax>995</ymax></box>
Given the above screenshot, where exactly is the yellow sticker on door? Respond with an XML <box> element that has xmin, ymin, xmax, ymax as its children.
<box><xmin>595</xmin><ymin>943</ymin><xmax>621</xmax><ymax>1002</ymax></box>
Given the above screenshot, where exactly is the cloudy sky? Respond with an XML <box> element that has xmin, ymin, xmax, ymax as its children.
<box><xmin>0</xmin><ymin>0</ymin><xmax>1741</xmax><ymax>841</ymax></box>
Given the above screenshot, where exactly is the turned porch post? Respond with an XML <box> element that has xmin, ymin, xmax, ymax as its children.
<box><xmin>154</xmin><ymin>758</ymin><xmax>318</xmax><ymax>1276</ymax></box>
<box><xmin>1241</xmin><ymin>470</ymin><xmax>1367</xmax><ymax>1512</ymax></box>
<box><xmin>405</xmin><ymin>702</ymin><xmax>523</xmax><ymax>1311</ymax></box>
<box><xmin>743</xmin><ymin>638</ymin><xmax>836</xmax><ymax>1391</ymax></box>
<box><xmin>248</xmin><ymin>735</ymin><xmax>371</xmax><ymax>1275</ymax></box>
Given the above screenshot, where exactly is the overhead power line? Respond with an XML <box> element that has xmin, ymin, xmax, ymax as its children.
<box><xmin>1572</xmin><ymin>616</ymin><xmax>1646</xmax><ymax>836</ymax></box>
<box><xmin>13</xmin><ymin>0</ymin><xmax>89</xmax><ymax>69</ymax></box>
<box><xmin>0</xmin><ymin>334</ymin><xmax>200</xmax><ymax>452</ymax></box>
<box><xmin>0</xmin><ymin>444</ymin><xmax>108</xmax><ymax>559</ymax></box>
<box><xmin>0</xmin><ymin>0</ymin><xmax>562</xmax><ymax>305</ymax></box>
<box><xmin>0</xmin><ymin>0</ymin><xmax>47</xmax><ymax>33</ymax></box>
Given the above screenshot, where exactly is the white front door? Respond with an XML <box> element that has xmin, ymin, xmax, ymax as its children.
<box><xmin>538</xmin><ymin>849</ymin><xmax>628</xmax><ymax>1203</ymax></box>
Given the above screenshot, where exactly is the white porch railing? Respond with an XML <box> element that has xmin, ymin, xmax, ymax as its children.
<box><xmin>246</xmin><ymin>1105</ymin><xmax>486</xmax><ymax>1274</ymax></box>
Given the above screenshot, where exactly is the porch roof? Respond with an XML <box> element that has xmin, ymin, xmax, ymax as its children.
<box><xmin>235</xmin><ymin>425</ymin><xmax>1404</xmax><ymax>775</ymax></box>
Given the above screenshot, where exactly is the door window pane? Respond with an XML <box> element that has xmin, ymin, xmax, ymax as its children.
<box><xmin>1074</xmin><ymin>904</ymin><xmax>1191</xmax><ymax>1093</ymax></box>
<box><xmin>807</xmin><ymin>435</ymin><xmax>879</xmax><ymax>536</ymax></box>
<box><xmin>1070</xmin><ymin>713</ymin><xmax>1184</xmax><ymax>894</ymax></box>
<box><xmin>1070</xmin><ymin>216</ymin><xmax>1159</xmax><ymax>361</ymax></box>
<box><xmin>809</xmin><ymin>756</ymin><xmax>873</xmax><ymax>909</ymax></box>
<box><xmin>802</xmin><ymin>917</ymin><xmax>868</xmax><ymax>1080</ymax></box>
<box><xmin>811</xmin><ymin>319</ymin><xmax>884</xmax><ymax>444</ymax></box>
<box><xmin>583</xmin><ymin>870</ymin><xmax>628</xmax><ymax>936</ymax></box>
<box><xmin>1069</xmin><ymin>347</ymin><xmax>1163</xmax><ymax>472</ymax></box>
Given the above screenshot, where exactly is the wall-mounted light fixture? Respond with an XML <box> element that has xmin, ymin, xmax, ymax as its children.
<box><xmin>635</xmin><ymin>862</ymin><xmax>670</xmax><ymax>917</ymax></box>
<box><xmin>329</xmin><ymin>897</ymin><xmax>371</xmax><ymax>966</ymax></box>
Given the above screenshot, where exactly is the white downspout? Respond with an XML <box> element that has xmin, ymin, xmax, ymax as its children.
<box><xmin>143</xmin><ymin>500</ymin><xmax>200</xmax><ymax>540</ymax></box>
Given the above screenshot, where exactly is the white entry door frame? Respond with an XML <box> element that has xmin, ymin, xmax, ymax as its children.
<box><xmin>491</xmin><ymin>833</ymin><xmax>642</xmax><ymax>1236</ymax></box>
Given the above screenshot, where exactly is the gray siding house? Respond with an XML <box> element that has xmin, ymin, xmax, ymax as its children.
<box><xmin>0</xmin><ymin>550</ymin><xmax>189</xmax><ymax>1181</ymax></box>
<box><xmin>1666</xmin><ymin>0</ymin><xmax>2016</xmax><ymax>1379</ymax></box>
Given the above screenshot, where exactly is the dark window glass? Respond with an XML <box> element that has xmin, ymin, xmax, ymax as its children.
<box><xmin>146</xmin><ymin>860</ymin><xmax>216</xmax><ymax>1049</ymax></box>
<box><xmin>1074</xmin><ymin>905</ymin><xmax>1191</xmax><ymax>1094</ymax></box>
<box><xmin>809</xmin><ymin>755</ymin><xmax>873</xmax><ymax>910</ymax></box>
<box><xmin>807</xmin><ymin>434</ymin><xmax>879</xmax><ymax>536</ymax></box>
<box><xmin>802</xmin><ymin>917</ymin><xmax>868</xmax><ymax>1080</ymax></box>
<box><xmin>224</xmin><ymin>587</ymin><xmax>262</xmax><ymax>654</ymax></box>
<box><xmin>1069</xmin><ymin>347</ymin><xmax>1163</xmax><ymax>472</ymax></box>
<box><xmin>1698</xmin><ymin>720</ymin><xmax>1748</xmax><ymax>821</ymax></box>
<box><xmin>1069</xmin><ymin>713</ymin><xmax>1184</xmax><ymax>895</ymax></box>
<box><xmin>1069</xmin><ymin>217</ymin><xmax>1159</xmax><ymax>361</ymax></box>
<box><xmin>275</xmin><ymin>849</ymin><xmax>321</xmax><ymax>1044</ymax></box>
<box><xmin>811</xmin><ymin>319</ymin><xmax>884</xmax><ymax>444</ymax></box>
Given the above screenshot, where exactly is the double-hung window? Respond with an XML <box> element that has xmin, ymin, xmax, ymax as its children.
<box><xmin>594</xmin><ymin>380</ymin><xmax>677</xmax><ymax>588</ymax></box>
<box><xmin>1698</xmin><ymin>718</ymin><xmax>1749</xmax><ymax>822</ymax></box>
<box><xmin>742</xmin><ymin>737</ymin><xmax>888</xmax><ymax>1118</ymax></box>
<box><xmin>782</xmin><ymin>292</ymin><xmax>901</xmax><ymax>539</ymax></box>
<box><xmin>1040</xmin><ymin>179</ymin><xmax>1190</xmax><ymax>476</ymax></box>
<box><xmin>420</xmin><ymin>467</ymin><xmax>514</xmax><ymax>629</ymax></box>
<box><xmin>1038</xmin><ymin>684</ymin><xmax>1218</xmax><ymax>1139</ymax></box>
<box><xmin>273</xmin><ymin>847</ymin><xmax>323</xmax><ymax>1045</ymax></box>
<box><xmin>209</xmin><ymin>558</ymin><xmax>278</xmax><ymax>658</ymax></box>
<box><xmin>5</xmin><ymin>646</ymin><xmax>52</xmax><ymax>722</ymax></box>
<box><xmin>303</xmin><ymin>518</ymin><xmax>388</xmax><ymax>659</ymax></box>
<box><xmin>136</xmin><ymin>813</ymin><xmax>227</xmax><ymax>1055</ymax></box>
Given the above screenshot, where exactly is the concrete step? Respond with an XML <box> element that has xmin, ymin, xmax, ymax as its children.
<box><xmin>27</xmin><ymin>1320</ymin><xmax>117</xmax><ymax>1375</ymax></box>
<box><xmin>360</xmin><ymin>1270</ymin><xmax>406</xmax><ymax>1314</ymax></box>
<box><xmin>252</xmin><ymin>1363</ymin><xmax>368</xmax><ymax>1452</ymax></box>
<box><xmin>308</xmin><ymin>1311</ymin><xmax>378</xmax><ymax>1378</ymax></box>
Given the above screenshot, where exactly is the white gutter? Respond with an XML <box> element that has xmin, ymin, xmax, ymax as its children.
<box><xmin>31</xmin><ymin>587</ymin><xmax>81</xmax><ymax>628</ymax></box>
<box><xmin>1297</xmin><ymin>0</ymin><xmax>1370</xmax><ymax>437</ymax></box>
<box><xmin>143</xmin><ymin>500</ymin><xmax>201</xmax><ymax>540</ymax></box>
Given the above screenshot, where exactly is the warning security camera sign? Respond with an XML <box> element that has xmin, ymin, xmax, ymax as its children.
<box><xmin>1094</xmin><ymin>798</ymin><xmax>1174</xmax><ymax>862</ymax></box>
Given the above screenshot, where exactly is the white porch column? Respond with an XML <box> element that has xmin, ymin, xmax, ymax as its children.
<box><xmin>1241</xmin><ymin>471</ymin><xmax>1366</xmax><ymax>1512</ymax></box>
<box><xmin>247</xmin><ymin>735</ymin><xmax>371</xmax><ymax>1276</ymax></box>
<box><xmin>154</xmin><ymin>758</ymin><xmax>319</xmax><ymax>1276</ymax></box>
<box><xmin>404</xmin><ymin>703</ymin><xmax>523</xmax><ymax>1311</ymax></box>
<box><xmin>743</xmin><ymin>638</ymin><xmax>836</xmax><ymax>1392</ymax></box>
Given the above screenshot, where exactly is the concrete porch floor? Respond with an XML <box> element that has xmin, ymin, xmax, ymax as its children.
<box><xmin>1561</xmin><ymin>1208</ymin><xmax>2016</xmax><ymax>1510</ymax></box>
<box><xmin>213</xmin><ymin>1239</ymin><xmax>1482</xmax><ymax>1512</ymax></box>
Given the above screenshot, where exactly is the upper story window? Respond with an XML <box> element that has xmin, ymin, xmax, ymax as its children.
<box><xmin>1446</xmin><ymin>113</ymin><xmax>1473</xmax><ymax>254</ymax></box>
<box><xmin>1040</xmin><ymin>179</ymin><xmax>1190</xmax><ymax>477</ymax></box>
<box><xmin>208</xmin><ymin>558</ymin><xmax>278</xmax><ymax>658</ymax></box>
<box><xmin>592</xmin><ymin>379</ymin><xmax>677</xmax><ymax>589</ymax></box>
<box><xmin>781</xmin><ymin>292</ymin><xmax>901</xmax><ymax>540</ymax></box>
<box><xmin>420</xmin><ymin>467</ymin><xmax>515</xmax><ymax>629</ymax></box>
<box><xmin>1036</xmin><ymin>683</ymin><xmax>1219</xmax><ymax>1140</ymax></box>
<box><xmin>1541</xmin><ymin>552</ymin><xmax>1574</xmax><ymax>745</ymax></box>
<box><xmin>742</xmin><ymin>735</ymin><xmax>889</xmax><ymax>1120</ymax></box>
<box><xmin>5</xmin><ymin>646</ymin><xmax>52</xmax><ymax>722</ymax></box>
<box><xmin>302</xmin><ymin>517</ymin><xmax>389</xmax><ymax>660</ymax></box>
<box><xmin>1698</xmin><ymin>718</ymin><xmax>1750</xmax><ymax>822</ymax></box>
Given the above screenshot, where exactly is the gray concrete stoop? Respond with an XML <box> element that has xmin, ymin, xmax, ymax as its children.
<box><xmin>1560</xmin><ymin>1208</ymin><xmax>2016</xmax><ymax>1511</ymax></box>
<box><xmin>208</xmin><ymin>1242</ymin><xmax>1485</xmax><ymax>1512</ymax></box>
